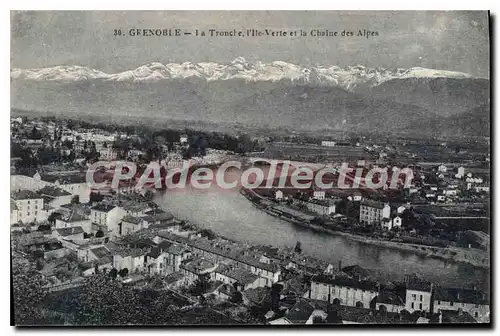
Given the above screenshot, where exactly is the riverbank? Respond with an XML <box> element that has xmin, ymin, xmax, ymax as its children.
<box><xmin>240</xmin><ymin>188</ymin><xmax>490</xmax><ymax>269</ymax></box>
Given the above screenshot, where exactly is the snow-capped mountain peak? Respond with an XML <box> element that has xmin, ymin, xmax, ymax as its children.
<box><xmin>11</xmin><ymin>59</ymin><xmax>479</xmax><ymax>91</ymax></box>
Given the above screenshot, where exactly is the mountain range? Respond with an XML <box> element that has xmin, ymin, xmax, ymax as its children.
<box><xmin>10</xmin><ymin>57</ymin><xmax>490</xmax><ymax>137</ymax></box>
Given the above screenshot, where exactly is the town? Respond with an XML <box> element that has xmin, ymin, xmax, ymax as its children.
<box><xmin>11</xmin><ymin>115</ymin><xmax>490</xmax><ymax>325</ymax></box>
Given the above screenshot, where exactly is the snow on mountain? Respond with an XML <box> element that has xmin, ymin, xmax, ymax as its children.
<box><xmin>11</xmin><ymin>65</ymin><xmax>109</xmax><ymax>81</ymax></box>
<box><xmin>11</xmin><ymin>58</ymin><xmax>478</xmax><ymax>90</ymax></box>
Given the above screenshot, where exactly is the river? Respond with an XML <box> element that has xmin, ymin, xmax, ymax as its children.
<box><xmin>154</xmin><ymin>184</ymin><xmax>488</xmax><ymax>289</ymax></box>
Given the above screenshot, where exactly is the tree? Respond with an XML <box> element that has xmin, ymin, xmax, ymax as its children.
<box><xmin>109</xmin><ymin>268</ymin><xmax>118</xmax><ymax>279</ymax></box>
<box><xmin>36</xmin><ymin>258</ymin><xmax>45</xmax><ymax>271</ymax></box>
<box><xmin>270</xmin><ymin>283</ymin><xmax>283</xmax><ymax>311</ymax></box>
<box><xmin>231</xmin><ymin>291</ymin><xmax>243</xmax><ymax>304</ymax></box>
<box><xmin>119</xmin><ymin>268</ymin><xmax>129</xmax><ymax>278</ymax></box>
<box><xmin>37</xmin><ymin>224</ymin><xmax>51</xmax><ymax>231</ymax></box>
<box><xmin>71</xmin><ymin>195</ymin><xmax>80</xmax><ymax>204</ymax></box>
<box><xmin>12</xmin><ymin>265</ymin><xmax>48</xmax><ymax>325</ymax></box>
<box><xmin>294</xmin><ymin>241</ymin><xmax>302</xmax><ymax>254</ymax></box>
<box><xmin>48</xmin><ymin>212</ymin><xmax>62</xmax><ymax>225</ymax></box>
<box><xmin>326</xmin><ymin>302</ymin><xmax>343</xmax><ymax>324</ymax></box>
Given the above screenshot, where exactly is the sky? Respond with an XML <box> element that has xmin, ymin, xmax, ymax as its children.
<box><xmin>11</xmin><ymin>11</ymin><xmax>490</xmax><ymax>77</ymax></box>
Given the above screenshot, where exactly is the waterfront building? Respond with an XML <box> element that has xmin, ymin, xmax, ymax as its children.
<box><xmin>359</xmin><ymin>199</ymin><xmax>390</xmax><ymax>225</ymax></box>
<box><xmin>405</xmin><ymin>277</ymin><xmax>433</xmax><ymax>313</ymax></box>
<box><xmin>309</xmin><ymin>274</ymin><xmax>380</xmax><ymax>309</ymax></box>
<box><xmin>433</xmin><ymin>287</ymin><xmax>490</xmax><ymax>323</ymax></box>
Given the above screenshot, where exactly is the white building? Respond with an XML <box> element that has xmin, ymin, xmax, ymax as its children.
<box><xmin>275</xmin><ymin>190</ymin><xmax>284</xmax><ymax>201</ymax></box>
<box><xmin>309</xmin><ymin>275</ymin><xmax>379</xmax><ymax>309</ymax></box>
<box><xmin>99</xmin><ymin>147</ymin><xmax>118</xmax><ymax>161</ymax></box>
<box><xmin>90</xmin><ymin>204</ymin><xmax>127</xmax><ymax>239</ymax></box>
<box><xmin>433</xmin><ymin>287</ymin><xmax>489</xmax><ymax>323</ymax></box>
<box><xmin>303</xmin><ymin>199</ymin><xmax>336</xmax><ymax>216</ymax></box>
<box><xmin>179</xmin><ymin>134</ymin><xmax>188</xmax><ymax>144</ymax></box>
<box><xmin>321</xmin><ymin>141</ymin><xmax>336</xmax><ymax>147</ymax></box>
<box><xmin>359</xmin><ymin>200</ymin><xmax>390</xmax><ymax>225</ymax></box>
<box><xmin>11</xmin><ymin>190</ymin><xmax>47</xmax><ymax>224</ymax></box>
<box><xmin>437</xmin><ymin>165</ymin><xmax>447</xmax><ymax>173</ymax></box>
<box><xmin>37</xmin><ymin>186</ymin><xmax>73</xmax><ymax>208</ymax></box>
<box><xmin>313</xmin><ymin>189</ymin><xmax>326</xmax><ymax>200</ymax></box>
<box><xmin>405</xmin><ymin>278</ymin><xmax>433</xmax><ymax>313</ymax></box>
<box><xmin>381</xmin><ymin>216</ymin><xmax>402</xmax><ymax>231</ymax></box>
<box><xmin>55</xmin><ymin>211</ymin><xmax>92</xmax><ymax>234</ymax></box>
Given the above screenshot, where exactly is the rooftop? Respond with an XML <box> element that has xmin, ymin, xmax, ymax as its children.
<box><xmin>121</xmin><ymin>215</ymin><xmax>143</xmax><ymax>225</ymax></box>
<box><xmin>38</xmin><ymin>186</ymin><xmax>72</xmax><ymax>197</ymax></box>
<box><xmin>376</xmin><ymin>291</ymin><xmax>405</xmax><ymax>306</ymax></box>
<box><xmin>342</xmin><ymin>265</ymin><xmax>371</xmax><ymax>279</ymax></box>
<box><xmin>180</xmin><ymin>258</ymin><xmax>216</xmax><ymax>275</ymax></box>
<box><xmin>11</xmin><ymin>190</ymin><xmax>42</xmax><ymax>200</ymax></box>
<box><xmin>285</xmin><ymin>299</ymin><xmax>315</xmax><ymax>324</ymax></box>
<box><xmin>55</xmin><ymin>226</ymin><xmax>84</xmax><ymax>237</ymax></box>
<box><xmin>166</xmin><ymin>244</ymin><xmax>188</xmax><ymax>256</ymax></box>
<box><xmin>337</xmin><ymin>305</ymin><xmax>401</xmax><ymax>324</ymax></box>
<box><xmin>59</xmin><ymin>211</ymin><xmax>88</xmax><ymax>223</ymax></box>
<box><xmin>440</xmin><ymin>309</ymin><xmax>477</xmax><ymax>323</ymax></box>
<box><xmin>312</xmin><ymin>274</ymin><xmax>380</xmax><ymax>292</ymax></box>
<box><xmin>90</xmin><ymin>246</ymin><xmax>111</xmax><ymax>259</ymax></box>
<box><xmin>406</xmin><ymin>276</ymin><xmax>432</xmax><ymax>292</ymax></box>
<box><xmin>361</xmin><ymin>199</ymin><xmax>387</xmax><ymax>209</ymax></box>
<box><xmin>164</xmin><ymin>271</ymin><xmax>185</xmax><ymax>284</ymax></box>
<box><xmin>217</xmin><ymin>266</ymin><xmax>259</xmax><ymax>285</ymax></box>
<box><xmin>147</xmin><ymin>247</ymin><xmax>162</xmax><ymax>259</ymax></box>
<box><xmin>91</xmin><ymin>204</ymin><xmax>116</xmax><ymax>213</ymax></box>
<box><xmin>434</xmin><ymin>287</ymin><xmax>488</xmax><ymax>305</ymax></box>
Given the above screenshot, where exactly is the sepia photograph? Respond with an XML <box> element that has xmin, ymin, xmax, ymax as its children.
<box><xmin>9</xmin><ymin>10</ymin><xmax>491</xmax><ymax>327</ymax></box>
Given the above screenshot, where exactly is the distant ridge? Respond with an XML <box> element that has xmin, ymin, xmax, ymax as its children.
<box><xmin>11</xmin><ymin>57</ymin><xmax>478</xmax><ymax>92</ymax></box>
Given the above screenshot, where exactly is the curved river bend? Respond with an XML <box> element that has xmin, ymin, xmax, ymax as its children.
<box><xmin>155</xmin><ymin>186</ymin><xmax>487</xmax><ymax>288</ymax></box>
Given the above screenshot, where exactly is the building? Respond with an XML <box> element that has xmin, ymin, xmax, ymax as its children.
<box><xmin>180</xmin><ymin>258</ymin><xmax>218</xmax><ymax>287</ymax></box>
<box><xmin>179</xmin><ymin>134</ymin><xmax>188</xmax><ymax>144</ymax></box>
<box><xmin>112</xmin><ymin>248</ymin><xmax>147</xmax><ymax>274</ymax></box>
<box><xmin>163</xmin><ymin>271</ymin><xmax>186</xmax><ymax>290</ymax></box>
<box><xmin>309</xmin><ymin>275</ymin><xmax>380</xmax><ymax>308</ymax></box>
<box><xmin>11</xmin><ymin>190</ymin><xmax>47</xmax><ymax>224</ymax></box>
<box><xmin>405</xmin><ymin>277</ymin><xmax>433</xmax><ymax>313</ymax></box>
<box><xmin>37</xmin><ymin>186</ymin><xmax>73</xmax><ymax>208</ymax></box>
<box><xmin>359</xmin><ymin>200</ymin><xmax>390</xmax><ymax>225</ymax></box>
<box><xmin>120</xmin><ymin>215</ymin><xmax>148</xmax><ymax>236</ymax></box>
<box><xmin>11</xmin><ymin>200</ymin><xmax>20</xmax><ymax>224</ymax></box>
<box><xmin>90</xmin><ymin>204</ymin><xmax>127</xmax><ymax>239</ymax></box>
<box><xmin>214</xmin><ymin>265</ymin><xmax>264</xmax><ymax>291</ymax></box>
<box><xmin>145</xmin><ymin>247</ymin><xmax>167</xmax><ymax>275</ymax></box>
<box><xmin>321</xmin><ymin>141</ymin><xmax>336</xmax><ymax>147</ymax></box>
<box><xmin>127</xmin><ymin>149</ymin><xmax>145</xmax><ymax>160</ymax></box>
<box><xmin>381</xmin><ymin>216</ymin><xmax>402</xmax><ymax>231</ymax></box>
<box><xmin>433</xmin><ymin>287</ymin><xmax>489</xmax><ymax>323</ymax></box>
<box><xmin>374</xmin><ymin>291</ymin><xmax>406</xmax><ymax>313</ymax></box>
<box><xmin>55</xmin><ymin>211</ymin><xmax>92</xmax><ymax>234</ymax></box>
<box><xmin>54</xmin><ymin>174</ymin><xmax>91</xmax><ymax>203</ymax></box>
<box><xmin>303</xmin><ymin>199</ymin><xmax>336</xmax><ymax>216</ymax></box>
<box><xmin>163</xmin><ymin>243</ymin><xmax>192</xmax><ymax>273</ymax></box>
<box><xmin>313</xmin><ymin>189</ymin><xmax>326</xmax><ymax>200</ymax></box>
<box><xmin>52</xmin><ymin>226</ymin><xmax>85</xmax><ymax>242</ymax></box>
<box><xmin>99</xmin><ymin>147</ymin><xmax>118</xmax><ymax>161</ymax></box>
<box><xmin>156</xmin><ymin>233</ymin><xmax>281</xmax><ymax>286</ymax></box>
<box><xmin>437</xmin><ymin>164</ymin><xmax>447</xmax><ymax>173</ymax></box>
<box><xmin>275</xmin><ymin>190</ymin><xmax>284</xmax><ymax>201</ymax></box>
